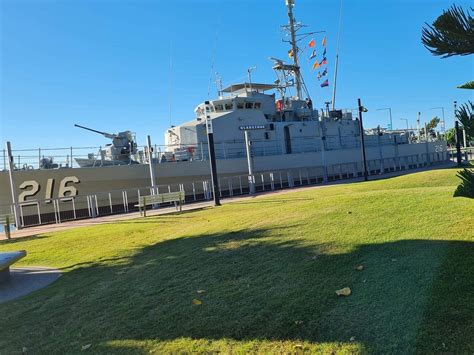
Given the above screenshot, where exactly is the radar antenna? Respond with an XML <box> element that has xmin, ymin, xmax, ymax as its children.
<box><xmin>247</xmin><ymin>66</ymin><xmax>256</xmax><ymax>92</ymax></box>
<box><xmin>284</xmin><ymin>0</ymin><xmax>302</xmax><ymax>99</ymax></box>
<box><xmin>215</xmin><ymin>72</ymin><xmax>223</xmax><ymax>98</ymax></box>
<box><xmin>281</xmin><ymin>0</ymin><xmax>325</xmax><ymax>100</ymax></box>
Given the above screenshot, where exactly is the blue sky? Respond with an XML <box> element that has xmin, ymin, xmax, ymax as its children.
<box><xmin>1</xmin><ymin>0</ymin><xmax>473</xmax><ymax>149</ymax></box>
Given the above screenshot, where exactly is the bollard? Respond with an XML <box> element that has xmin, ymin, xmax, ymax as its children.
<box><xmin>4</xmin><ymin>215</ymin><xmax>11</xmax><ymax>239</ymax></box>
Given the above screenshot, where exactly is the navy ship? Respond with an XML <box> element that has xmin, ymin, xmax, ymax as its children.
<box><xmin>0</xmin><ymin>0</ymin><xmax>448</xmax><ymax>227</ymax></box>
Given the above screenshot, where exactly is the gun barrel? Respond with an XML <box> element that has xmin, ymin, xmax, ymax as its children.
<box><xmin>74</xmin><ymin>124</ymin><xmax>116</xmax><ymax>139</ymax></box>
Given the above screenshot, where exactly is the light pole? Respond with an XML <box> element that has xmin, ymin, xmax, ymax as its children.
<box><xmin>204</xmin><ymin>101</ymin><xmax>221</xmax><ymax>206</ymax></box>
<box><xmin>430</xmin><ymin>107</ymin><xmax>446</xmax><ymax>133</ymax></box>
<box><xmin>244</xmin><ymin>130</ymin><xmax>255</xmax><ymax>194</ymax></box>
<box><xmin>358</xmin><ymin>99</ymin><xmax>369</xmax><ymax>181</ymax></box>
<box><xmin>454</xmin><ymin>101</ymin><xmax>458</xmax><ymax>125</ymax></box>
<box><xmin>146</xmin><ymin>135</ymin><xmax>157</xmax><ymax>195</ymax></box>
<box><xmin>6</xmin><ymin>142</ymin><xmax>21</xmax><ymax>229</ymax></box>
<box><xmin>377</xmin><ymin>107</ymin><xmax>392</xmax><ymax>131</ymax></box>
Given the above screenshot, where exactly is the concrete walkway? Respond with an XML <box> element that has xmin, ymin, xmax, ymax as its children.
<box><xmin>0</xmin><ymin>163</ymin><xmax>456</xmax><ymax>241</ymax></box>
<box><xmin>0</xmin><ymin>267</ymin><xmax>61</xmax><ymax>304</ymax></box>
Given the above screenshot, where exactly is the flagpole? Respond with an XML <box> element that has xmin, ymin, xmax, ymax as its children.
<box><xmin>332</xmin><ymin>0</ymin><xmax>343</xmax><ymax>110</ymax></box>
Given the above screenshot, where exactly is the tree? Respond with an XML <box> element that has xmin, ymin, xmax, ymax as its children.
<box><xmin>444</xmin><ymin>127</ymin><xmax>457</xmax><ymax>146</ymax></box>
<box><xmin>422</xmin><ymin>5</ymin><xmax>474</xmax><ymax>57</ymax></box>
<box><xmin>456</xmin><ymin>101</ymin><xmax>474</xmax><ymax>140</ymax></box>
<box><xmin>458</xmin><ymin>81</ymin><xmax>474</xmax><ymax>89</ymax></box>
<box><xmin>420</xmin><ymin>116</ymin><xmax>440</xmax><ymax>137</ymax></box>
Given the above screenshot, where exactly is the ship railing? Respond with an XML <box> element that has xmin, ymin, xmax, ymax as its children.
<box><xmin>0</xmin><ymin>145</ymin><xmax>164</xmax><ymax>171</ymax></box>
<box><xmin>447</xmin><ymin>147</ymin><xmax>474</xmax><ymax>162</ymax></box>
<box><xmin>0</xmin><ymin>150</ymin><xmax>455</xmax><ymax>231</ymax></box>
<box><xmin>1</xmin><ymin>137</ymin><xmax>453</xmax><ymax>171</ymax></box>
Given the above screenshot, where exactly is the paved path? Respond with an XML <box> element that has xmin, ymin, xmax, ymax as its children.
<box><xmin>0</xmin><ymin>267</ymin><xmax>61</xmax><ymax>304</ymax></box>
<box><xmin>0</xmin><ymin>163</ymin><xmax>456</xmax><ymax>241</ymax></box>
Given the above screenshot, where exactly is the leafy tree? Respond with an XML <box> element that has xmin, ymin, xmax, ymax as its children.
<box><xmin>444</xmin><ymin>127</ymin><xmax>457</xmax><ymax>146</ymax></box>
<box><xmin>422</xmin><ymin>5</ymin><xmax>474</xmax><ymax>57</ymax></box>
<box><xmin>453</xmin><ymin>168</ymin><xmax>474</xmax><ymax>198</ymax></box>
<box><xmin>456</xmin><ymin>101</ymin><xmax>474</xmax><ymax>140</ymax></box>
<box><xmin>420</xmin><ymin>116</ymin><xmax>440</xmax><ymax>137</ymax></box>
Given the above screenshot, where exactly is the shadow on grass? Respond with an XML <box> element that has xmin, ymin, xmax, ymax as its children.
<box><xmin>232</xmin><ymin>197</ymin><xmax>315</xmax><ymax>205</ymax></box>
<box><xmin>1</xmin><ymin>228</ymin><xmax>472</xmax><ymax>354</ymax></box>
<box><xmin>0</xmin><ymin>234</ymin><xmax>47</xmax><ymax>245</ymax></box>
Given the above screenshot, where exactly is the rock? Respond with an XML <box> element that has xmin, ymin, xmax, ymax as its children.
<box><xmin>335</xmin><ymin>287</ymin><xmax>351</xmax><ymax>296</ymax></box>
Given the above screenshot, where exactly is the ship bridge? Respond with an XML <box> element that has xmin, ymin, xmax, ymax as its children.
<box><xmin>222</xmin><ymin>82</ymin><xmax>278</xmax><ymax>95</ymax></box>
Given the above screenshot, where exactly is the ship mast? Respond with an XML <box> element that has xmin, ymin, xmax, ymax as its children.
<box><xmin>285</xmin><ymin>0</ymin><xmax>302</xmax><ymax>99</ymax></box>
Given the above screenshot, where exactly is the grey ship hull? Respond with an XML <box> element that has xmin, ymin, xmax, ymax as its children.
<box><xmin>0</xmin><ymin>140</ymin><xmax>448</xmax><ymax>210</ymax></box>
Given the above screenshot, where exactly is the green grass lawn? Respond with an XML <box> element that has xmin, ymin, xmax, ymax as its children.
<box><xmin>1</xmin><ymin>167</ymin><xmax>473</xmax><ymax>354</ymax></box>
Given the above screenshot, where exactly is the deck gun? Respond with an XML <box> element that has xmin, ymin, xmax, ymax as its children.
<box><xmin>74</xmin><ymin>124</ymin><xmax>138</xmax><ymax>163</ymax></box>
<box><xmin>74</xmin><ymin>124</ymin><xmax>118</xmax><ymax>140</ymax></box>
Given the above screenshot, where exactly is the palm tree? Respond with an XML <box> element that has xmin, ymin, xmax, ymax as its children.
<box><xmin>456</xmin><ymin>101</ymin><xmax>474</xmax><ymax>140</ymax></box>
<box><xmin>454</xmin><ymin>168</ymin><xmax>474</xmax><ymax>198</ymax></box>
<box><xmin>458</xmin><ymin>81</ymin><xmax>474</xmax><ymax>89</ymax></box>
<box><xmin>422</xmin><ymin>5</ymin><xmax>474</xmax><ymax>57</ymax></box>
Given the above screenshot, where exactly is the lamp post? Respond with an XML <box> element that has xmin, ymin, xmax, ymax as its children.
<box><xmin>244</xmin><ymin>130</ymin><xmax>255</xmax><ymax>194</ymax></box>
<box><xmin>377</xmin><ymin>107</ymin><xmax>393</xmax><ymax>131</ymax></box>
<box><xmin>358</xmin><ymin>99</ymin><xmax>369</xmax><ymax>181</ymax></box>
<box><xmin>430</xmin><ymin>107</ymin><xmax>446</xmax><ymax>134</ymax></box>
<box><xmin>146</xmin><ymin>135</ymin><xmax>157</xmax><ymax>195</ymax></box>
<box><xmin>454</xmin><ymin>101</ymin><xmax>458</xmax><ymax>126</ymax></box>
<box><xmin>204</xmin><ymin>101</ymin><xmax>221</xmax><ymax>206</ymax></box>
<box><xmin>6</xmin><ymin>142</ymin><xmax>21</xmax><ymax>229</ymax></box>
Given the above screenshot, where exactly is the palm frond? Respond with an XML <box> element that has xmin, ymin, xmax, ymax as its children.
<box><xmin>456</xmin><ymin>101</ymin><xmax>474</xmax><ymax>139</ymax></box>
<box><xmin>458</xmin><ymin>81</ymin><xmax>474</xmax><ymax>89</ymax></box>
<box><xmin>453</xmin><ymin>168</ymin><xmax>474</xmax><ymax>198</ymax></box>
<box><xmin>421</xmin><ymin>5</ymin><xmax>474</xmax><ymax>57</ymax></box>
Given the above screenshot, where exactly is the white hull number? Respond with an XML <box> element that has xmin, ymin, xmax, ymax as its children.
<box><xmin>18</xmin><ymin>176</ymin><xmax>80</xmax><ymax>203</ymax></box>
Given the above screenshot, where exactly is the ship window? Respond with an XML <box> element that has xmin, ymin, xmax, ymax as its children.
<box><xmin>237</xmin><ymin>102</ymin><xmax>244</xmax><ymax>109</ymax></box>
<box><xmin>215</xmin><ymin>104</ymin><xmax>224</xmax><ymax>111</ymax></box>
<box><xmin>254</xmin><ymin>102</ymin><xmax>261</xmax><ymax>109</ymax></box>
<box><xmin>245</xmin><ymin>102</ymin><xmax>253</xmax><ymax>109</ymax></box>
<box><xmin>225</xmin><ymin>102</ymin><xmax>233</xmax><ymax>110</ymax></box>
